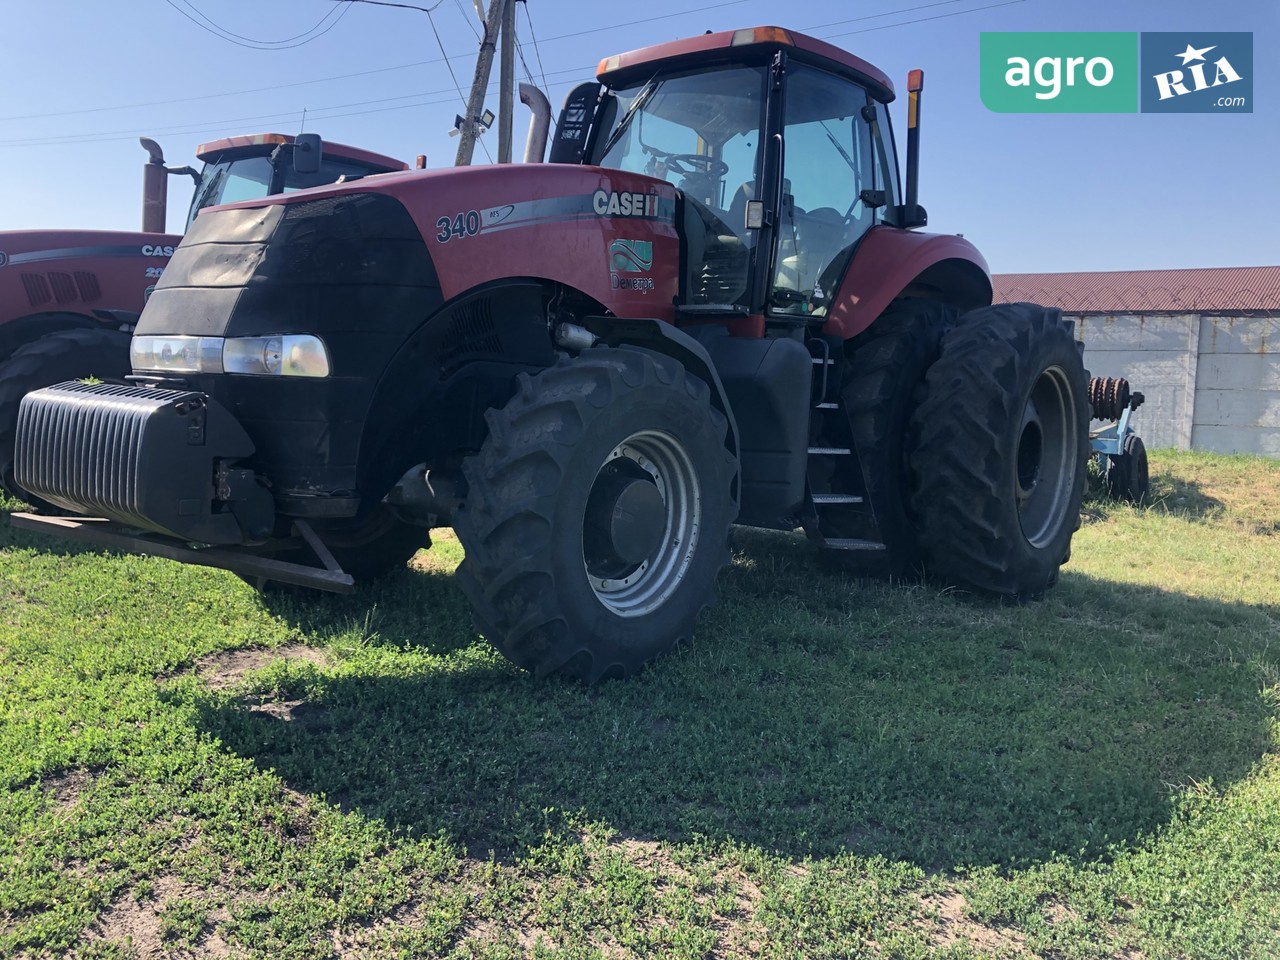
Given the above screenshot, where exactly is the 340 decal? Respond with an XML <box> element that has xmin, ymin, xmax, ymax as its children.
<box><xmin>436</xmin><ymin>210</ymin><xmax>481</xmax><ymax>243</ymax></box>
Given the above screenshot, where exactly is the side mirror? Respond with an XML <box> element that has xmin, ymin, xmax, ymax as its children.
<box><xmin>293</xmin><ymin>133</ymin><xmax>323</xmax><ymax>175</ymax></box>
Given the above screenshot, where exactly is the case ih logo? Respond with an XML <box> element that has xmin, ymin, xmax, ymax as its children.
<box><xmin>593</xmin><ymin>189</ymin><xmax>660</xmax><ymax>218</ymax></box>
<box><xmin>1141</xmin><ymin>33</ymin><xmax>1251</xmax><ymax>113</ymax></box>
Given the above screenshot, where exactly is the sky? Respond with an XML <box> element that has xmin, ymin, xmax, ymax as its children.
<box><xmin>0</xmin><ymin>0</ymin><xmax>1275</xmax><ymax>274</ymax></box>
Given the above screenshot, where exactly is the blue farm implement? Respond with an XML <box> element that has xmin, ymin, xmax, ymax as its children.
<box><xmin>1088</xmin><ymin>376</ymin><xmax>1148</xmax><ymax>503</ymax></box>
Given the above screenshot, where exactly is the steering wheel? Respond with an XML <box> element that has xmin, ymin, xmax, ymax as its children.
<box><xmin>648</xmin><ymin>149</ymin><xmax>730</xmax><ymax>180</ymax></box>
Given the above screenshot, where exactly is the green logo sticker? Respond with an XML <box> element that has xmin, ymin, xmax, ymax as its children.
<box><xmin>981</xmin><ymin>32</ymin><xmax>1138</xmax><ymax>113</ymax></box>
<box><xmin>609</xmin><ymin>239</ymin><xmax>654</xmax><ymax>273</ymax></box>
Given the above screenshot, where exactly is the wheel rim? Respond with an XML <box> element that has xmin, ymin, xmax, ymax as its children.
<box><xmin>582</xmin><ymin>430</ymin><xmax>702</xmax><ymax>618</ymax></box>
<box><xmin>1015</xmin><ymin>365</ymin><xmax>1079</xmax><ymax>547</ymax></box>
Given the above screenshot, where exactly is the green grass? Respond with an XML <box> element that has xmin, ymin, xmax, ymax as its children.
<box><xmin>2</xmin><ymin>449</ymin><xmax>1279</xmax><ymax>958</ymax></box>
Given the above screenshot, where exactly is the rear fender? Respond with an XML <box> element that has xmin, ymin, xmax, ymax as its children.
<box><xmin>822</xmin><ymin>227</ymin><xmax>992</xmax><ymax>340</ymax></box>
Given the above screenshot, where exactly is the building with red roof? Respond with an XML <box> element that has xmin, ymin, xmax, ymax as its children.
<box><xmin>991</xmin><ymin>267</ymin><xmax>1280</xmax><ymax>456</ymax></box>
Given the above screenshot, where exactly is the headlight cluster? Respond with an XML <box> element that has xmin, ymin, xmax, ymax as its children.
<box><xmin>131</xmin><ymin>335</ymin><xmax>331</xmax><ymax>378</ymax></box>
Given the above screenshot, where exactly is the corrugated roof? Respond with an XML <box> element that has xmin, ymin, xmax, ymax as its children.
<box><xmin>992</xmin><ymin>266</ymin><xmax>1280</xmax><ymax>314</ymax></box>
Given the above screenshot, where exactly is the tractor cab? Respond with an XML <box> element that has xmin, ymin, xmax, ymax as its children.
<box><xmin>557</xmin><ymin>27</ymin><xmax>907</xmax><ymax>323</ymax></box>
<box><xmin>184</xmin><ymin>134</ymin><xmax>408</xmax><ymax>229</ymax></box>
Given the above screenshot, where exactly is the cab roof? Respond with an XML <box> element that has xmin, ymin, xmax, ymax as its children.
<box><xmin>194</xmin><ymin>133</ymin><xmax>407</xmax><ymax>171</ymax></box>
<box><xmin>596</xmin><ymin>26</ymin><xmax>896</xmax><ymax>102</ymax></box>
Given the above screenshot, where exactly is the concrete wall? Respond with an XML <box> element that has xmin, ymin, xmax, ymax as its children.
<box><xmin>1072</xmin><ymin>313</ymin><xmax>1280</xmax><ymax>456</ymax></box>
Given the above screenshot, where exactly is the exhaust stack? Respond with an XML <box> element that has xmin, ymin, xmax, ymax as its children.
<box><xmin>520</xmin><ymin>83</ymin><xmax>551</xmax><ymax>163</ymax></box>
<box><xmin>140</xmin><ymin>138</ymin><xmax>168</xmax><ymax>234</ymax></box>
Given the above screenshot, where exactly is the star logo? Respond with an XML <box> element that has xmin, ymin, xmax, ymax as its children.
<box><xmin>1175</xmin><ymin>43</ymin><xmax>1215</xmax><ymax>65</ymax></box>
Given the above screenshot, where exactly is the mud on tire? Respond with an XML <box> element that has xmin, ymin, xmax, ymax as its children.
<box><xmin>453</xmin><ymin>347</ymin><xmax>738</xmax><ymax>681</ymax></box>
<box><xmin>908</xmin><ymin>303</ymin><xmax>1089</xmax><ymax>599</ymax></box>
<box><xmin>0</xmin><ymin>327</ymin><xmax>132</xmax><ymax>507</ymax></box>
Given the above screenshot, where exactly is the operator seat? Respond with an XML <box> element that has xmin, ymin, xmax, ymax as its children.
<box><xmin>728</xmin><ymin>181</ymin><xmax>756</xmax><ymax>239</ymax></box>
<box><xmin>682</xmin><ymin>196</ymin><xmax>748</xmax><ymax>305</ymax></box>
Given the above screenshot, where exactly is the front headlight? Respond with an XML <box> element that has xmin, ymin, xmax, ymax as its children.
<box><xmin>131</xmin><ymin>335</ymin><xmax>331</xmax><ymax>378</ymax></box>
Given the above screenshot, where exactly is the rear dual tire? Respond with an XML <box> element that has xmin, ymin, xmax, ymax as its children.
<box><xmin>908</xmin><ymin>303</ymin><xmax>1089</xmax><ymax>600</ymax></box>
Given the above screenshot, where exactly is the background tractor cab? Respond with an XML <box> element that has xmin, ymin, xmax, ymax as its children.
<box><xmin>142</xmin><ymin>132</ymin><xmax>409</xmax><ymax>233</ymax></box>
<box><xmin>553</xmin><ymin>27</ymin><xmax>948</xmax><ymax>334</ymax></box>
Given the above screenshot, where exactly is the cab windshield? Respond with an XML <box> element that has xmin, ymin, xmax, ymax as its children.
<box><xmin>186</xmin><ymin>153</ymin><xmax>388</xmax><ymax>228</ymax></box>
<box><xmin>599</xmin><ymin>65</ymin><xmax>767</xmax><ymax>234</ymax></box>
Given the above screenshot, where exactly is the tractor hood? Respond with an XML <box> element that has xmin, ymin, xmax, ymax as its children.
<box><xmin>0</xmin><ymin>228</ymin><xmax>180</xmax><ymax>266</ymax></box>
<box><xmin>0</xmin><ymin>228</ymin><xmax>181</xmax><ymax>329</ymax></box>
<box><xmin>176</xmin><ymin>163</ymin><xmax>682</xmax><ymax>323</ymax></box>
<box><xmin>140</xmin><ymin>190</ymin><xmax>439</xmax><ymax>342</ymax></box>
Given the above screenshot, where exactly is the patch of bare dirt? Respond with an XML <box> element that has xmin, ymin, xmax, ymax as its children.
<box><xmin>78</xmin><ymin>876</ymin><xmax>233</xmax><ymax>959</ymax></box>
<box><xmin>922</xmin><ymin>891</ymin><xmax>1034</xmax><ymax>956</ymax></box>
<box><xmin>41</xmin><ymin>767</ymin><xmax>93</xmax><ymax>811</ymax></box>
<box><xmin>178</xmin><ymin>643</ymin><xmax>330</xmax><ymax>692</ymax></box>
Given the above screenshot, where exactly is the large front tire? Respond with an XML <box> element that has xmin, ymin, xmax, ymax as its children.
<box><xmin>0</xmin><ymin>327</ymin><xmax>132</xmax><ymax>506</ymax></box>
<box><xmin>908</xmin><ymin>303</ymin><xmax>1089</xmax><ymax>599</ymax></box>
<box><xmin>453</xmin><ymin>348</ymin><xmax>738</xmax><ymax>681</ymax></box>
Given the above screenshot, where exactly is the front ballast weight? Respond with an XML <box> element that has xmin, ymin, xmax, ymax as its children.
<box><xmin>14</xmin><ymin>380</ymin><xmax>272</xmax><ymax>543</ymax></box>
<box><xmin>10</xmin><ymin>380</ymin><xmax>359</xmax><ymax>592</ymax></box>
<box><xmin>1088</xmin><ymin>376</ymin><xmax>1149</xmax><ymax>504</ymax></box>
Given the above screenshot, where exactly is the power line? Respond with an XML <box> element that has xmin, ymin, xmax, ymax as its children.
<box><xmin>0</xmin><ymin>1</ymin><xmax>742</xmax><ymax>123</ymax></box>
<box><xmin>332</xmin><ymin>0</ymin><xmax>445</xmax><ymax>12</ymax></box>
<box><xmin>160</xmin><ymin>0</ymin><xmax>351</xmax><ymax>49</ymax></box>
<box><xmin>426</xmin><ymin>3</ymin><xmax>491</xmax><ymax>162</ymax></box>
<box><xmin>518</xmin><ymin>0</ymin><xmax>551</xmax><ymax>95</ymax></box>
<box><xmin>5</xmin><ymin>0</ymin><xmax>1017</xmax><ymax>129</ymax></box>
<box><xmin>452</xmin><ymin>0</ymin><xmax>483</xmax><ymax>40</ymax></box>
<box><xmin>0</xmin><ymin>57</ymin><xmax>443</xmax><ymax>123</ymax></box>
<box><xmin>804</xmin><ymin>0</ymin><xmax>974</xmax><ymax>33</ymax></box>
<box><xmin>817</xmin><ymin>0</ymin><xmax>1025</xmax><ymax>40</ymax></box>
<box><xmin>0</xmin><ymin>60</ymin><xmax>597</xmax><ymax>148</ymax></box>
<box><xmin>514</xmin><ymin>38</ymin><xmax>534</xmax><ymax>85</ymax></box>
<box><xmin>337</xmin><ymin>0</ymin><xmax>491</xmax><ymax>162</ymax></box>
<box><xmin>534</xmin><ymin>0</ymin><xmax>747</xmax><ymax>45</ymax></box>
<box><xmin>171</xmin><ymin>0</ymin><xmax>343</xmax><ymax>44</ymax></box>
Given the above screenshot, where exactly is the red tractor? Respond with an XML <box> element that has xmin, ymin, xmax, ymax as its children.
<box><xmin>0</xmin><ymin>133</ymin><xmax>407</xmax><ymax>503</ymax></box>
<box><xmin>12</xmin><ymin>27</ymin><xmax>1089</xmax><ymax>681</ymax></box>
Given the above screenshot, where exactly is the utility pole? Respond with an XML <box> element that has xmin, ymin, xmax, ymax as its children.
<box><xmin>497</xmin><ymin>0</ymin><xmax>516</xmax><ymax>163</ymax></box>
<box><xmin>455</xmin><ymin>0</ymin><xmax>509</xmax><ymax>166</ymax></box>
